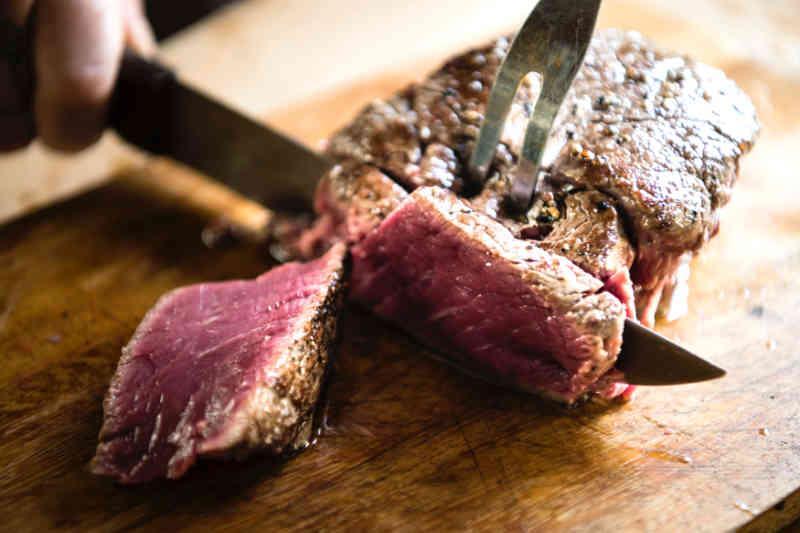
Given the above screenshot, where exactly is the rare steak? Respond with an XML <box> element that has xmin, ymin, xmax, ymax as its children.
<box><xmin>91</xmin><ymin>244</ymin><xmax>347</xmax><ymax>483</ymax></box>
<box><xmin>293</xmin><ymin>29</ymin><xmax>757</xmax><ymax>401</ymax></box>
<box><xmin>90</xmin><ymin>28</ymin><xmax>759</xmax><ymax>485</ymax></box>
<box><xmin>350</xmin><ymin>187</ymin><xmax>630</xmax><ymax>404</ymax></box>
<box><xmin>322</xmin><ymin>30</ymin><xmax>758</xmax><ymax>326</ymax></box>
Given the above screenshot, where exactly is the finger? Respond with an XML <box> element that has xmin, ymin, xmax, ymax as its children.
<box><xmin>123</xmin><ymin>0</ymin><xmax>156</xmax><ymax>57</ymax></box>
<box><xmin>34</xmin><ymin>0</ymin><xmax>124</xmax><ymax>152</ymax></box>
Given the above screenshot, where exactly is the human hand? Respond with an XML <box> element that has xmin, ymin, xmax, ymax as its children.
<box><xmin>0</xmin><ymin>0</ymin><xmax>155</xmax><ymax>152</ymax></box>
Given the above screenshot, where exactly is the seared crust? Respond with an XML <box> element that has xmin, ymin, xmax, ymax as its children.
<box><xmin>91</xmin><ymin>245</ymin><xmax>348</xmax><ymax>482</ymax></box>
<box><xmin>292</xmin><ymin>163</ymin><xmax>408</xmax><ymax>259</ymax></box>
<box><xmin>549</xmin><ymin>30</ymin><xmax>758</xmax><ymax>290</ymax></box>
<box><xmin>327</xmin><ymin>31</ymin><xmax>759</xmax><ymax>264</ymax></box>
<box><xmin>536</xmin><ymin>190</ymin><xmax>635</xmax><ymax>283</ymax></box>
<box><xmin>197</xmin><ymin>243</ymin><xmax>348</xmax><ymax>458</ymax></box>
<box><xmin>327</xmin><ymin>93</ymin><xmax>423</xmax><ymax>189</ymax></box>
<box><xmin>323</xmin><ymin>29</ymin><xmax>758</xmax><ymax>327</ymax></box>
<box><xmin>322</xmin><ymin>164</ymin><xmax>408</xmax><ymax>239</ymax></box>
<box><xmin>260</xmin><ymin>243</ymin><xmax>347</xmax><ymax>451</ymax></box>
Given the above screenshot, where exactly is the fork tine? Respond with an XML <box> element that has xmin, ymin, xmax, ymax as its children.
<box><xmin>466</xmin><ymin>53</ymin><xmax>524</xmax><ymax>184</ymax></box>
<box><xmin>467</xmin><ymin>0</ymin><xmax>601</xmax><ymax>210</ymax></box>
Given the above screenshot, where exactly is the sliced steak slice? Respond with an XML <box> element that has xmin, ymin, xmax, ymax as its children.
<box><xmin>350</xmin><ymin>186</ymin><xmax>626</xmax><ymax>404</ymax></box>
<box><xmin>292</xmin><ymin>162</ymin><xmax>408</xmax><ymax>259</ymax></box>
<box><xmin>91</xmin><ymin>244</ymin><xmax>347</xmax><ymax>484</ymax></box>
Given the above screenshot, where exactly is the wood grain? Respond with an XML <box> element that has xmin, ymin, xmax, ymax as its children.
<box><xmin>2</xmin><ymin>1</ymin><xmax>800</xmax><ymax>531</ymax></box>
<box><xmin>1</xmin><ymin>159</ymin><xmax>799</xmax><ymax>533</ymax></box>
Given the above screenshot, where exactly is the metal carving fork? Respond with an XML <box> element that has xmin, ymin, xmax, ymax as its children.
<box><xmin>467</xmin><ymin>0</ymin><xmax>602</xmax><ymax>212</ymax></box>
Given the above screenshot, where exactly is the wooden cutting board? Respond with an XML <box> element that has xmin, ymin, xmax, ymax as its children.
<box><xmin>2</xmin><ymin>1</ymin><xmax>800</xmax><ymax>532</ymax></box>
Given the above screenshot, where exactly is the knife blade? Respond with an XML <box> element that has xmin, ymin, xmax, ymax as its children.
<box><xmin>619</xmin><ymin>320</ymin><xmax>725</xmax><ymax>385</ymax></box>
<box><xmin>4</xmin><ymin>16</ymin><xmax>725</xmax><ymax>387</ymax></box>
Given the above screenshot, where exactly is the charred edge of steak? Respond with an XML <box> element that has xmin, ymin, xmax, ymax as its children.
<box><xmin>326</xmin><ymin>38</ymin><xmax>525</xmax><ymax>196</ymax></box>
<box><xmin>532</xmin><ymin>189</ymin><xmax>637</xmax><ymax>317</ymax></box>
<box><xmin>288</xmin><ymin>163</ymin><xmax>409</xmax><ymax>259</ymax></box>
<box><xmin>223</xmin><ymin>250</ymin><xmax>348</xmax><ymax>459</ymax></box>
<box><xmin>324</xmin><ymin>29</ymin><xmax>758</xmax><ymax>328</ymax></box>
<box><xmin>90</xmin><ymin>244</ymin><xmax>348</xmax><ymax>483</ymax></box>
<box><xmin>466</xmin><ymin>173</ymin><xmax>638</xmax><ymax>319</ymax></box>
<box><xmin>543</xmin><ymin>30</ymin><xmax>758</xmax><ymax>315</ymax></box>
<box><xmin>326</xmin><ymin>90</ymin><xmax>424</xmax><ymax>191</ymax></box>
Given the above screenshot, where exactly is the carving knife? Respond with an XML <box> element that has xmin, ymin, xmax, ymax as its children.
<box><xmin>3</xmin><ymin>10</ymin><xmax>724</xmax><ymax>387</ymax></box>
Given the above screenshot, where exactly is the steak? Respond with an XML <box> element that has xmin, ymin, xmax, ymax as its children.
<box><xmin>292</xmin><ymin>29</ymin><xmax>757</xmax><ymax>401</ymax></box>
<box><xmin>91</xmin><ymin>244</ymin><xmax>346</xmax><ymax>483</ymax></box>
<box><xmin>292</xmin><ymin>162</ymin><xmax>408</xmax><ymax>259</ymax></box>
<box><xmin>533</xmin><ymin>189</ymin><xmax>637</xmax><ymax>318</ymax></box>
<box><xmin>350</xmin><ymin>187</ymin><xmax>629</xmax><ymax>404</ymax></box>
<box><xmin>322</xmin><ymin>30</ymin><xmax>758</xmax><ymax>327</ymax></box>
<box><xmin>545</xmin><ymin>31</ymin><xmax>758</xmax><ymax>322</ymax></box>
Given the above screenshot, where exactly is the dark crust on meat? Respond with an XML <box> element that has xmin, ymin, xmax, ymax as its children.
<box><xmin>326</xmin><ymin>38</ymin><xmax>526</xmax><ymax>194</ymax></box>
<box><xmin>273</xmin><ymin>246</ymin><xmax>347</xmax><ymax>450</ymax></box>
<box><xmin>323</xmin><ymin>29</ymin><xmax>758</xmax><ymax>325</ymax></box>
<box><xmin>306</xmin><ymin>30</ymin><xmax>757</xmax><ymax>400</ymax></box>
<box><xmin>291</xmin><ymin>163</ymin><xmax>408</xmax><ymax>259</ymax></box>
<box><xmin>216</xmin><ymin>244</ymin><xmax>348</xmax><ymax>458</ymax></box>
<box><xmin>535</xmin><ymin>190</ymin><xmax>635</xmax><ymax>281</ymax></box>
<box><xmin>411</xmin><ymin>38</ymin><xmax>535</xmax><ymax>175</ymax></box>
<box><xmin>326</xmin><ymin>92</ymin><xmax>422</xmax><ymax>188</ymax></box>
<box><xmin>547</xmin><ymin>30</ymin><xmax>758</xmax><ymax>289</ymax></box>
<box><xmin>326</xmin><ymin>30</ymin><xmax>758</xmax><ymax>262</ymax></box>
<box><xmin>322</xmin><ymin>163</ymin><xmax>408</xmax><ymax>232</ymax></box>
<box><xmin>91</xmin><ymin>245</ymin><xmax>348</xmax><ymax>482</ymax></box>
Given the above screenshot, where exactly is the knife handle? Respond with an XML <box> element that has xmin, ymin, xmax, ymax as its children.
<box><xmin>109</xmin><ymin>52</ymin><xmax>179</xmax><ymax>155</ymax></box>
<box><xmin>1</xmin><ymin>13</ymin><xmax>177</xmax><ymax>155</ymax></box>
<box><xmin>0</xmin><ymin>16</ymin><xmax>35</xmax><ymax>149</ymax></box>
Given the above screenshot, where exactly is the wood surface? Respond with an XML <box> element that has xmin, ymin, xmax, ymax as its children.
<box><xmin>2</xmin><ymin>1</ymin><xmax>800</xmax><ymax>532</ymax></box>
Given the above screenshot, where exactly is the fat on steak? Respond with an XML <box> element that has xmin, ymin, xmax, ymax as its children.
<box><xmin>91</xmin><ymin>244</ymin><xmax>346</xmax><ymax>483</ymax></box>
